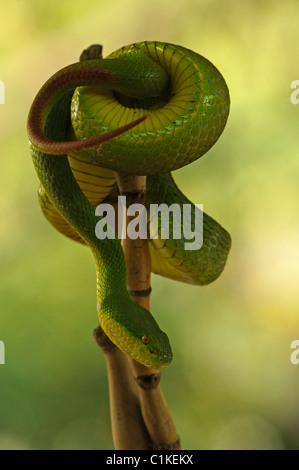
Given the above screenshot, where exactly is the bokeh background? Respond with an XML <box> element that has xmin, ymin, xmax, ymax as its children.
<box><xmin>0</xmin><ymin>0</ymin><xmax>299</xmax><ymax>450</ymax></box>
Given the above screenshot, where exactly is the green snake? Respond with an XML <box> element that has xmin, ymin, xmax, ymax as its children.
<box><xmin>27</xmin><ymin>41</ymin><xmax>231</xmax><ymax>369</ymax></box>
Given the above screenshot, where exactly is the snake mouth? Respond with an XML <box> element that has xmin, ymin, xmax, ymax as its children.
<box><xmin>141</xmin><ymin>349</ymin><xmax>172</xmax><ymax>369</ymax></box>
<box><xmin>148</xmin><ymin>348</ymin><xmax>173</xmax><ymax>368</ymax></box>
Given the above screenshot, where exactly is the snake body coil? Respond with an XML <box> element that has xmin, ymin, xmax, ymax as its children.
<box><xmin>28</xmin><ymin>41</ymin><xmax>231</xmax><ymax>369</ymax></box>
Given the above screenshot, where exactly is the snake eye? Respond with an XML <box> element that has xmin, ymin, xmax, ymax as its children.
<box><xmin>142</xmin><ymin>335</ymin><xmax>150</xmax><ymax>345</ymax></box>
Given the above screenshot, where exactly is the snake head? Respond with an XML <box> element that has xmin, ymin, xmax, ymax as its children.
<box><xmin>98</xmin><ymin>296</ymin><xmax>173</xmax><ymax>369</ymax></box>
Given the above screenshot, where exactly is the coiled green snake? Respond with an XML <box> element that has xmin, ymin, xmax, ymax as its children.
<box><xmin>27</xmin><ymin>41</ymin><xmax>231</xmax><ymax>369</ymax></box>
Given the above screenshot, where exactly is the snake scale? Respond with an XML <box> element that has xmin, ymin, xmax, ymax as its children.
<box><xmin>28</xmin><ymin>41</ymin><xmax>231</xmax><ymax>369</ymax></box>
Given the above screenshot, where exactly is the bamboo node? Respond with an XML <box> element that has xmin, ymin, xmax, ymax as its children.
<box><xmin>93</xmin><ymin>326</ymin><xmax>116</xmax><ymax>353</ymax></box>
<box><xmin>135</xmin><ymin>373</ymin><xmax>161</xmax><ymax>390</ymax></box>
<box><xmin>128</xmin><ymin>287</ymin><xmax>152</xmax><ymax>297</ymax></box>
<box><xmin>150</xmin><ymin>438</ymin><xmax>181</xmax><ymax>450</ymax></box>
<box><xmin>80</xmin><ymin>44</ymin><xmax>103</xmax><ymax>61</ymax></box>
<box><xmin>120</xmin><ymin>190</ymin><xmax>146</xmax><ymax>206</ymax></box>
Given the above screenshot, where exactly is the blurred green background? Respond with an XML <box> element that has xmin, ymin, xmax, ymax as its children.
<box><xmin>1</xmin><ymin>0</ymin><xmax>299</xmax><ymax>450</ymax></box>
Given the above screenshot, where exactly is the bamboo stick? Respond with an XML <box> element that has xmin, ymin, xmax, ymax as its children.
<box><xmin>115</xmin><ymin>173</ymin><xmax>181</xmax><ymax>450</ymax></box>
<box><xmin>93</xmin><ymin>326</ymin><xmax>150</xmax><ymax>450</ymax></box>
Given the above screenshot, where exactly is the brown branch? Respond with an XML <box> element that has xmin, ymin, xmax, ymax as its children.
<box><xmin>93</xmin><ymin>326</ymin><xmax>150</xmax><ymax>450</ymax></box>
<box><xmin>115</xmin><ymin>173</ymin><xmax>181</xmax><ymax>450</ymax></box>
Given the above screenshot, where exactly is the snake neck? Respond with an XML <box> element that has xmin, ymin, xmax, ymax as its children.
<box><xmin>92</xmin><ymin>241</ymin><xmax>129</xmax><ymax>304</ymax></box>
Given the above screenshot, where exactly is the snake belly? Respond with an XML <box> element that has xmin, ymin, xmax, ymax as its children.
<box><xmin>28</xmin><ymin>41</ymin><xmax>231</xmax><ymax>369</ymax></box>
